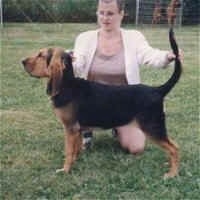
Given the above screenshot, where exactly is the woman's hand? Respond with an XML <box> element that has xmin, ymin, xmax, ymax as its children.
<box><xmin>167</xmin><ymin>49</ymin><xmax>184</xmax><ymax>63</ymax></box>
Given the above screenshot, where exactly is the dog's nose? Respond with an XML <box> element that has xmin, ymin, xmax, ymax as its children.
<box><xmin>22</xmin><ymin>59</ymin><xmax>27</xmax><ymax>66</ymax></box>
<box><xmin>21</xmin><ymin>59</ymin><xmax>32</xmax><ymax>73</ymax></box>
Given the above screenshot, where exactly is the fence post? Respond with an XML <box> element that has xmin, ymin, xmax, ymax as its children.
<box><xmin>179</xmin><ymin>0</ymin><xmax>183</xmax><ymax>27</ymax></box>
<box><xmin>135</xmin><ymin>0</ymin><xmax>140</xmax><ymax>26</ymax></box>
<box><xmin>0</xmin><ymin>0</ymin><xmax>3</xmax><ymax>26</ymax></box>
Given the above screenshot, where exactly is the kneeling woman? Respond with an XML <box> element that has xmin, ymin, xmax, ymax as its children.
<box><xmin>73</xmin><ymin>0</ymin><xmax>176</xmax><ymax>154</ymax></box>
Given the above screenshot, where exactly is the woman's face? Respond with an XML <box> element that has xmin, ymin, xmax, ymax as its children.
<box><xmin>97</xmin><ymin>0</ymin><xmax>124</xmax><ymax>32</ymax></box>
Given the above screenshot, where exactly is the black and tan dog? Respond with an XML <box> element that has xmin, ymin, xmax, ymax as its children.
<box><xmin>22</xmin><ymin>29</ymin><xmax>181</xmax><ymax>178</ymax></box>
<box><xmin>152</xmin><ymin>0</ymin><xmax>181</xmax><ymax>26</ymax></box>
<box><xmin>167</xmin><ymin>0</ymin><xmax>181</xmax><ymax>26</ymax></box>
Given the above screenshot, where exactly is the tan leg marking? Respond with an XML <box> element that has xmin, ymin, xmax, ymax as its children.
<box><xmin>157</xmin><ymin>138</ymin><xmax>179</xmax><ymax>179</ymax></box>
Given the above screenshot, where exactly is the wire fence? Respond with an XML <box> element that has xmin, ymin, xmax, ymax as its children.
<box><xmin>136</xmin><ymin>0</ymin><xmax>183</xmax><ymax>26</ymax></box>
<box><xmin>2</xmin><ymin>0</ymin><xmax>199</xmax><ymax>25</ymax></box>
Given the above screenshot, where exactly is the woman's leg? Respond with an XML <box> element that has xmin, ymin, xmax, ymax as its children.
<box><xmin>116</xmin><ymin>122</ymin><xmax>146</xmax><ymax>155</ymax></box>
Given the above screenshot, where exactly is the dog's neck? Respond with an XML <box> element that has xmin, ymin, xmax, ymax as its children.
<box><xmin>48</xmin><ymin>77</ymin><xmax>88</xmax><ymax>108</ymax></box>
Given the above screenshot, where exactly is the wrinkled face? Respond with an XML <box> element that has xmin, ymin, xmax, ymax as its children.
<box><xmin>97</xmin><ymin>0</ymin><xmax>124</xmax><ymax>32</ymax></box>
<box><xmin>22</xmin><ymin>48</ymin><xmax>74</xmax><ymax>97</ymax></box>
<box><xmin>22</xmin><ymin>48</ymin><xmax>54</xmax><ymax>78</ymax></box>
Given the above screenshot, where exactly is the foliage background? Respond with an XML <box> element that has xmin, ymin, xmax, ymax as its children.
<box><xmin>3</xmin><ymin>0</ymin><xmax>199</xmax><ymax>24</ymax></box>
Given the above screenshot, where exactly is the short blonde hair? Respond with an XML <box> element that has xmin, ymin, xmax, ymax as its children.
<box><xmin>98</xmin><ymin>0</ymin><xmax>125</xmax><ymax>12</ymax></box>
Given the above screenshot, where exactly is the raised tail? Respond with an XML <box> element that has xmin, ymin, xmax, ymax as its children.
<box><xmin>158</xmin><ymin>28</ymin><xmax>182</xmax><ymax>97</ymax></box>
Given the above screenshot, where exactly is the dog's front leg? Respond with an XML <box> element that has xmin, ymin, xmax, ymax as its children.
<box><xmin>56</xmin><ymin>125</ymin><xmax>82</xmax><ymax>174</ymax></box>
<box><xmin>64</xmin><ymin>130</ymin><xmax>76</xmax><ymax>173</ymax></box>
<box><xmin>56</xmin><ymin>130</ymin><xmax>74</xmax><ymax>173</ymax></box>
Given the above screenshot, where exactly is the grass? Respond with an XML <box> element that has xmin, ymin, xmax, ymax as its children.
<box><xmin>1</xmin><ymin>23</ymin><xmax>199</xmax><ymax>200</ymax></box>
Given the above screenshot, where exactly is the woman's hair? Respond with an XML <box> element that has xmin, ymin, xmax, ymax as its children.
<box><xmin>98</xmin><ymin>0</ymin><xmax>125</xmax><ymax>12</ymax></box>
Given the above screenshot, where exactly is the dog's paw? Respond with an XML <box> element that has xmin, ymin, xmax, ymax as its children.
<box><xmin>163</xmin><ymin>172</ymin><xmax>177</xmax><ymax>179</ymax></box>
<box><xmin>56</xmin><ymin>167</ymin><xmax>70</xmax><ymax>174</ymax></box>
<box><xmin>56</xmin><ymin>168</ymin><xmax>65</xmax><ymax>173</ymax></box>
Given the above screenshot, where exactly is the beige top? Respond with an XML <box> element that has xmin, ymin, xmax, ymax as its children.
<box><xmin>88</xmin><ymin>48</ymin><xmax>127</xmax><ymax>86</ymax></box>
<box><xmin>73</xmin><ymin>29</ymin><xmax>171</xmax><ymax>84</ymax></box>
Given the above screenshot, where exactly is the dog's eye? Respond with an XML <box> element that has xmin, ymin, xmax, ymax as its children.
<box><xmin>38</xmin><ymin>52</ymin><xmax>43</xmax><ymax>57</ymax></box>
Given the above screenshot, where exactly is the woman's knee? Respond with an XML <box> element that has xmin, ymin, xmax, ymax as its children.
<box><xmin>117</xmin><ymin>126</ymin><xmax>146</xmax><ymax>154</ymax></box>
<box><xmin>118</xmin><ymin>135</ymin><xmax>146</xmax><ymax>155</ymax></box>
<box><xmin>128</xmin><ymin>143</ymin><xmax>145</xmax><ymax>155</ymax></box>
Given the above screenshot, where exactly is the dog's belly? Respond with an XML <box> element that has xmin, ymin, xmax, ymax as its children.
<box><xmin>78</xmin><ymin>116</ymin><xmax>134</xmax><ymax>129</ymax></box>
<box><xmin>77</xmin><ymin>104</ymin><xmax>137</xmax><ymax>129</ymax></box>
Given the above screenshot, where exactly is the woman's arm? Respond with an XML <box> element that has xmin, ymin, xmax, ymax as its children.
<box><xmin>136</xmin><ymin>32</ymin><xmax>172</xmax><ymax>68</ymax></box>
<box><xmin>73</xmin><ymin>33</ymin><xmax>88</xmax><ymax>78</ymax></box>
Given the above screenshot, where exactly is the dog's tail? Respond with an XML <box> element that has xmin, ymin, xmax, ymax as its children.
<box><xmin>158</xmin><ymin>28</ymin><xmax>182</xmax><ymax>97</ymax></box>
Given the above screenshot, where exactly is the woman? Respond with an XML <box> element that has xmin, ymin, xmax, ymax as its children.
<box><xmin>73</xmin><ymin>0</ymin><xmax>177</xmax><ymax>154</ymax></box>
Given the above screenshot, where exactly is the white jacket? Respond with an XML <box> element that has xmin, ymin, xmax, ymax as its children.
<box><xmin>73</xmin><ymin>28</ymin><xmax>170</xmax><ymax>84</ymax></box>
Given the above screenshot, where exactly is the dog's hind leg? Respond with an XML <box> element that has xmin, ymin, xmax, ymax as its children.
<box><xmin>138</xmin><ymin>110</ymin><xmax>179</xmax><ymax>178</ymax></box>
<box><xmin>157</xmin><ymin>137</ymin><xmax>179</xmax><ymax>179</ymax></box>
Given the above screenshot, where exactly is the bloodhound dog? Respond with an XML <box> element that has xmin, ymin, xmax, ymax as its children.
<box><xmin>152</xmin><ymin>0</ymin><xmax>181</xmax><ymax>26</ymax></box>
<box><xmin>152</xmin><ymin>0</ymin><xmax>163</xmax><ymax>25</ymax></box>
<box><xmin>167</xmin><ymin>0</ymin><xmax>181</xmax><ymax>26</ymax></box>
<box><xmin>22</xmin><ymin>29</ymin><xmax>181</xmax><ymax>179</ymax></box>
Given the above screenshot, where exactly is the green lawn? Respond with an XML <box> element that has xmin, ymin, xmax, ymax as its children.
<box><xmin>1</xmin><ymin>23</ymin><xmax>199</xmax><ymax>200</ymax></box>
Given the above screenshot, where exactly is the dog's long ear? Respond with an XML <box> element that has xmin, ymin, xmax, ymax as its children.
<box><xmin>62</xmin><ymin>52</ymin><xmax>74</xmax><ymax>79</ymax></box>
<box><xmin>47</xmin><ymin>49</ymin><xmax>65</xmax><ymax>97</ymax></box>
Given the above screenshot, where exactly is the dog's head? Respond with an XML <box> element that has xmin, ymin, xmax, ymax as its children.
<box><xmin>22</xmin><ymin>48</ymin><xmax>74</xmax><ymax>96</ymax></box>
